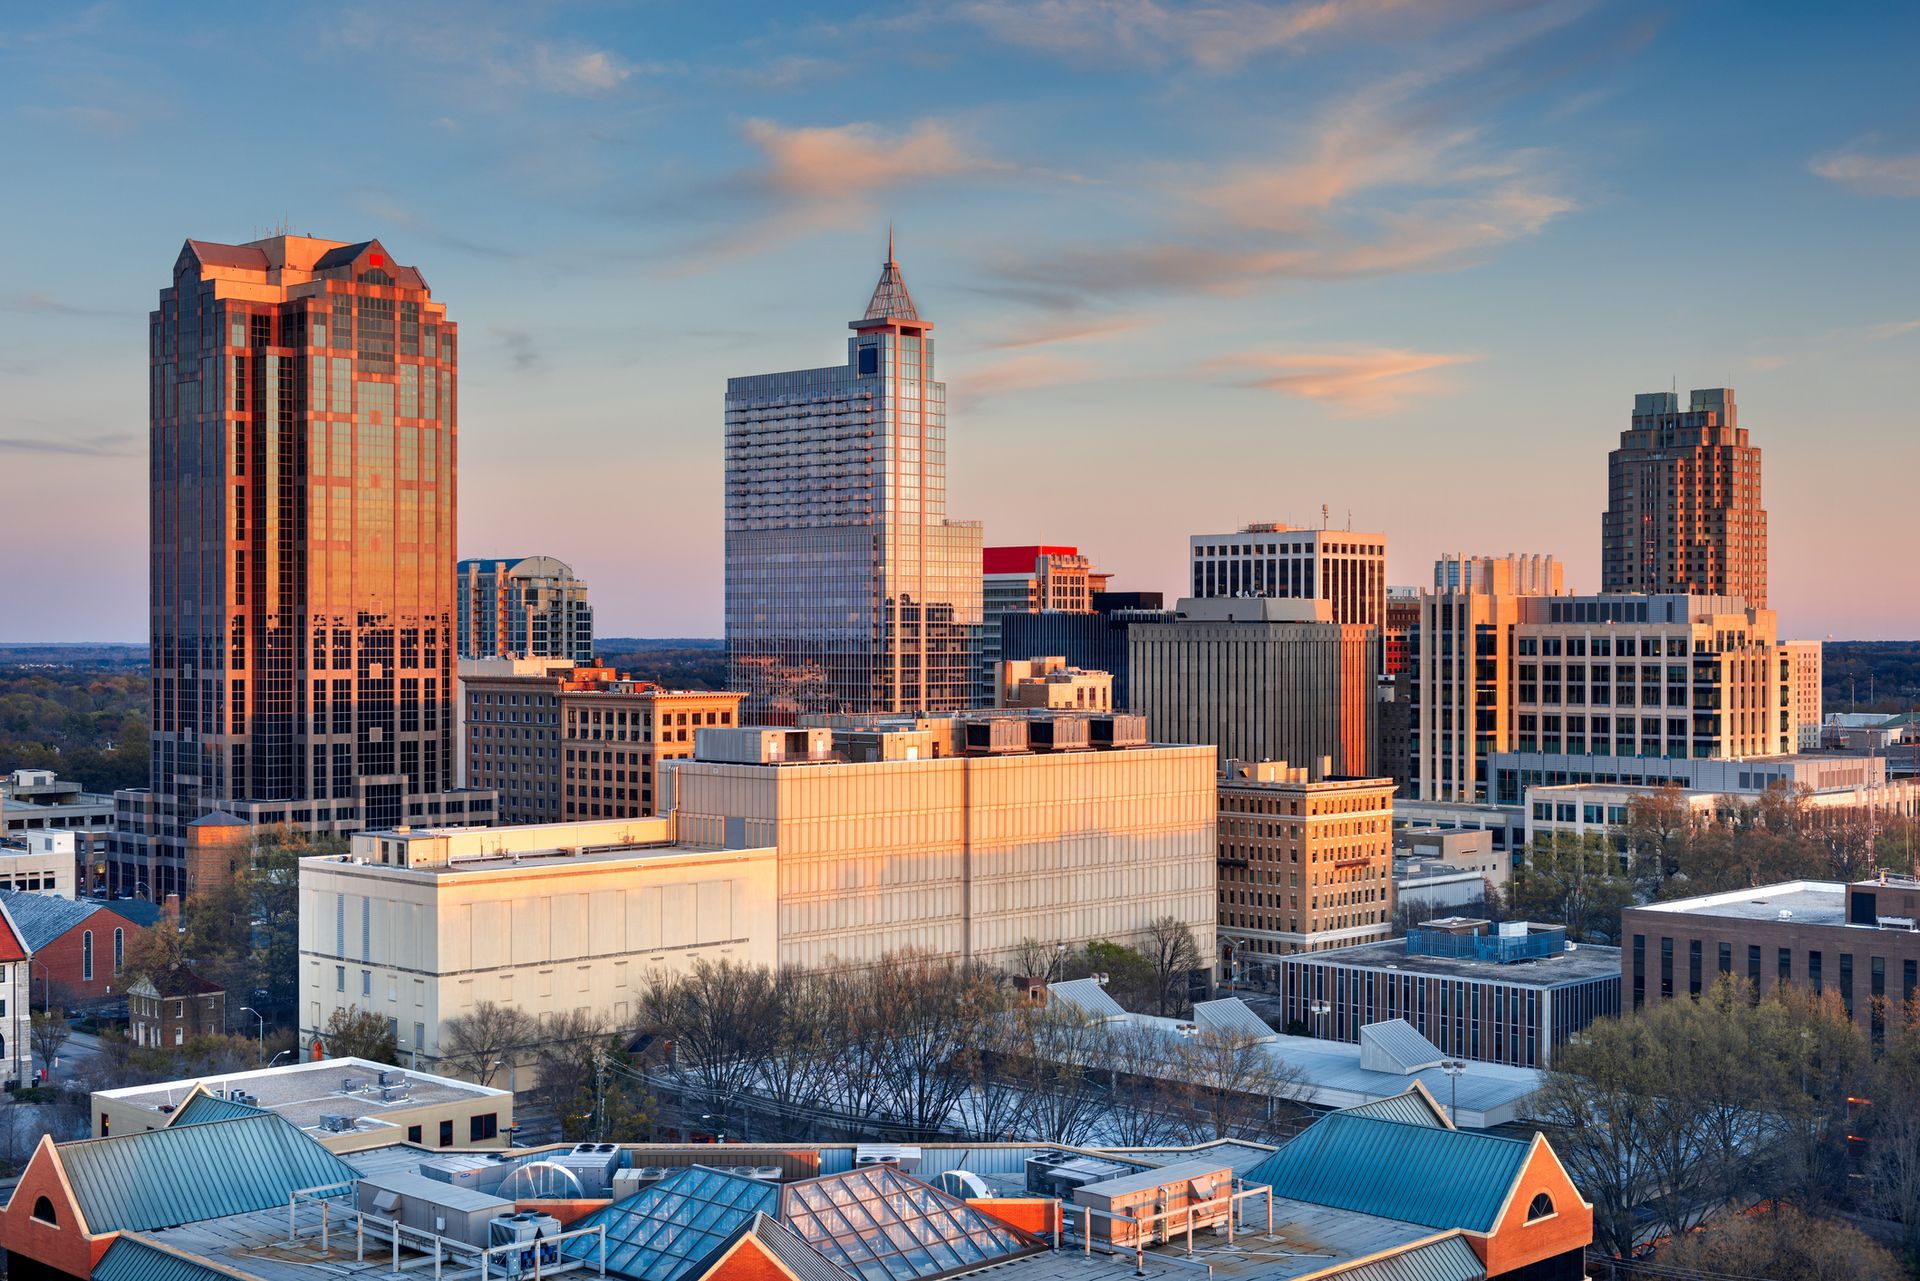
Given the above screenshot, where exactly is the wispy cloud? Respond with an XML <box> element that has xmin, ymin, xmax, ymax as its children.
<box><xmin>1207</xmin><ymin>347</ymin><xmax>1481</xmax><ymax>415</ymax></box>
<box><xmin>0</xmin><ymin>433</ymin><xmax>134</xmax><ymax>457</ymax></box>
<box><xmin>531</xmin><ymin>45</ymin><xmax>644</xmax><ymax>94</ymax></box>
<box><xmin>954</xmin><ymin>352</ymin><xmax>1098</xmax><ymax>406</ymax></box>
<box><xmin>983</xmin><ymin>314</ymin><xmax>1153</xmax><ymax>350</ymax></box>
<box><xmin>1860</xmin><ymin>318</ymin><xmax>1920</xmax><ymax>341</ymax></box>
<box><xmin>959</xmin><ymin>0</ymin><xmax>1498</xmax><ymax>71</ymax></box>
<box><xmin>355</xmin><ymin>197</ymin><xmax>521</xmax><ymax>260</ymax></box>
<box><xmin>328</xmin><ymin>7</ymin><xmax>659</xmax><ymax>99</ymax></box>
<box><xmin>1811</xmin><ymin>147</ymin><xmax>1920</xmax><ymax>197</ymax></box>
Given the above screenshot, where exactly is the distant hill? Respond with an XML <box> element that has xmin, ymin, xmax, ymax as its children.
<box><xmin>594</xmin><ymin>638</ymin><xmax>724</xmax><ymax>651</ymax></box>
<box><xmin>1824</xmin><ymin>641</ymin><xmax>1920</xmax><ymax>714</ymax></box>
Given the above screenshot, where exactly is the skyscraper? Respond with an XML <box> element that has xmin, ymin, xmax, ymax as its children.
<box><xmin>1188</xmin><ymin>523</ymin><xmax>1387</xmax><ymax>631</ymax></box>
<box><xmin>456</xmin><ymin>555</ymin><xmax>594</xmax><ymax>663</ymax></box>
<box><xmin>1602</xmin><ymin>388</ymin><xmax>1767</xmax><ymax>607</ymax></box>
<box><xmin>725</xmin><ymin>240</ymin><xmax>982</xmax><ymax>721</ymax></box>
<box><xmin>116</xmin><ymin>236</ymin><xmax>493</xmax><ymax>898</ymax></box>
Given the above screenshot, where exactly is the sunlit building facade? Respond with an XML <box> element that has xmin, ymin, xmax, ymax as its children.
<box><xmin>117</xmin><ymin>236</ymin><xmax>492</xmax><ymax>899</ymax></box>
<box><xmin>456</xmin><ymin>555</ymin><xmax>594</xmax><ymax>663</ymax></box>
<box><xmin>725</xmin><ymin>242</ymin><xmax>982</xmax><ymax>722</ymax></box>
<box><xmin>1190</xmin><ymin>524</ymin><xmax>1387</xmax><ymax>632</ymax></box>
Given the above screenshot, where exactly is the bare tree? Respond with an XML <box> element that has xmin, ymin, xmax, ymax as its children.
<box><xmin>864</xmin><ymin>952</ymin><xmax>1005</xmax><ymax>1136</ymax></box>
<box><xmin>531</xmin><ymin>1009</ymin><xmax>611</xmax><ymax>1136</ymax></box>
<box><xmin>439</xmin><ymin>1001</ymin><xmax>533</xmax><ymax>1088</ymax></box>
<box><xmin>1173</xmin><ymin>1030</ymin><xmax>1304</xmax><ymax>1143</ymax></box>
<box><xmin>641</xmin><ymin>959</ymin><xmax>777</xmax><ymax>1138</ymax></box>
<box><xmin>956</xmin><ymin>1006</ymin><xmax>1040</xmax><ymax>1142</ymax></box>
<box><xmin>1015</xmin><ymin>1006</ymin><xmax>1110</xmax><ymax>1145</ymax></box>
<box><xmin>30</xmin><ymin>1009</ymin><xmax>71</xmax><ymax>1081</ymax></box>
<box><xmin>1143</xmin><ymin>917</ymin><xmax>1203</xmax><ymax>1016</ymax></box>
<box><xmin>1097</xmin><ymin>1023</ymin><xmax>1195</xmax><ymax>1147</ymax></box>
<box><xmin>754</xmin><ymin>968</ymin><xmax>841</xmax><ymax>1136</ymax></box>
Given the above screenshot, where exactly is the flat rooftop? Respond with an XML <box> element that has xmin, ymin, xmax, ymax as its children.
<box><xmin>315</xmin><ymin>840</ymin><xmax>751</xmax><ymax>878</ymax></box>
<box><xmin>1630</xmin><ymin>881</ymin><xmax>1848</xmax><ymax>927</ymax></box>
<box><xmin>1296</xmin><ymin>934</ymin><xmax>1623</xmax><ymax>986</ymax></box>
<box><xmin>96</xmin><ymin>1057</ymin><xmax>507</xmax><ymax>1139</ymax></box>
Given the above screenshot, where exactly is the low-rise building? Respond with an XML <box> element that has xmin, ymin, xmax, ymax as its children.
<box><xmin>0</xmin><ymin>901</ymin><xmax>30</xmax><ymax>1087</ymax></box>
<box><xmin>1621</xmin><ymin>876</ymin><xmax>1920</xmax><ymax>1043</ymax></box>
<box><xmin>463</xmin><ymin>660</ymin><xmax>745</xmax><ymax>823</ymax></box>
<box><xmin>298</xmin><ymin>816</ymin><xmax>777</xmax><ymax>1082</ymax></box>
<box><xmin>127</xmin><ymin>968</ymin><xmax>226</xmax><ymax>1049</ymax></box>
<box><xmin>1393</xmin><ymin>799</ymin><xmax>1528</xmax><ymax>866</ymax></box>
<box><xmin>0</xmin><ymin>831</ymin><xmax>77</xmax><ymax>897</ymax></box>
<box><xmin>995</xmin><ymin>657</ymin><xmax>1113</xmax><ymax>712</ymax></box>
<box><xmin>1275</xmin><ymin>919</ymin><xmax>1621</xmax><ymax>1068</ymax></box>
<box><xmin>1394</xmin><ymin>828</ymin><xmax>1507</xmax><ymax>916</ymax></box>
<box><xmin>669</xmin><ymin>717</ymin><xmax>1217</xmax><ymax>972</ymax></box>
<box><xmin>0</xmin><ymin>890</ymin><xmax>162</xmax><ymax>1009</ymax></box>
<box><xmin>1000</xmin><ymin>592</ymin><xmax>1173</xmax><ymax>712</ymax></box>
<box><xmin>1217</xmin><ymin>760</ymin><xmax>1396</xmax><ymax>973</ymax></box>
<box><xmin>1</xmin><ymin>769</ymin><xmax>115</xmax><ymax>896</ymax></box>
<box><xmin>90</xmin><ymin>1056</ymin><xmax>514</xmax><ymax>1152</ymax></box>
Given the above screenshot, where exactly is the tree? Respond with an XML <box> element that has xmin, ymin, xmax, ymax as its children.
<box><xmin>438</xmin><ymin>1001</ymin><xmax>533</xmax><ymax>1088</ymax></box>
<box><xmin>1621</xmin><ymin>785</ymin><xmax>1702</xmax><ymax>894</ymax></box>
<box><xmin>531</xmin><ymin>1010</ymin><xmax>612</xmax><ymax>1139</ymax></box>
<box><xmin>1072</xmin><ymin>940</ymin><xmax>1156</xmax><ymax>1011</ymax></box>
<box><xmin>1658</xmin><ymin>1204</ymin><xmax>1902</xmax><ymax>1281</ymax></box>
<box><xmin>1506</xmin><ymin>832</ymin><xmax>1634</xmax><ymax>943</ymax></box>
<box><xmin>321</xmin><ymin>1007</ymin><xmax>397</xmax><ymax>1063</ymax></box>
<box><xmin>861</xmin><ymin>953</ymin><xmax>1005</xmax><ymax>1136</ymax></box>
<box><xmin>122</xmin><ymin>920</ymin><xmax>189</xmax><ymax>981</ymax></box>
<box><xmin>29</xmin><ymin>1009</ymin><xmax>70</xmax><ymax>1080</ymax></box>
<box><xmin>1868</xmin><ymin>1009</ymin><xmax>1920</xmax><ymax>1251</ymax></box>
<box><xmin>1172</xmin><ymin>1029</ymin><xmax>1304</xmax><ymax>1143</ymax></box>
<box><xmin>1143</xmin><ymin>917</ymin><xmax>1203</xmax><ymax>1016</ymax></box>
<box><xmin>641</xmin><ymin>959</ymin><xmax>778</xmax><ymax>1138</ymax></box>
<box><xmin>1097</xmin><ymin>1023</ymin><xmax>1196</xmax><ymax>1148</ymax></box>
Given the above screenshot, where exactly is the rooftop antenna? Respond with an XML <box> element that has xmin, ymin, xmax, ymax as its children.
<box><xmin>887</xmin><ymin>222</ymin><xmax>896</xmax><ymax>266</ymax></box>
<box><xmin>1321</xmin><ymin>504</ymin><xmax>1329</xmax><ymax>530</ymax></box>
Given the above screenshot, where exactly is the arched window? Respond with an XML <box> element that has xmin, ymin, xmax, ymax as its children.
<box><xmin>1527</xmin><ymin>1193</ymin><xmax>1555</xmax><ymax>1221</ymax></box>
<box><xmin>82</xmin><ymin>930</ymin><xmax>94</xmax><ymax>982</ymax></box>
<box><xmin>32</xmin><ymin>1195</ymin><xmax>57</xmax><ymax>1224</ymax></box>
<box><xmin>114</xmin><ymin>928</ymin><xmax>124</xmax><ymax>976</ymax></box>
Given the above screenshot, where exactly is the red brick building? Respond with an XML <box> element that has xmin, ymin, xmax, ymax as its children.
<box><xmin>0</xmin><ymin>891</ymin><xmax>162</xmax><ymax>1009</ymax></box>
<box><xmin>128</xmin><ymin>967</ymin><xmax>227</xmax><ymax>1049</ymax></box>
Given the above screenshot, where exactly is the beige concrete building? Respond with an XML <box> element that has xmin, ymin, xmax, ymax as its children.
<box><xmin>92</xmin><ymin>1057</ymin><xmax>513</xmax><ymax>1153</ymax></box>
<box><xmin>664</xmin><ymin>720</ymin><xmax>1216</xmax><ymax>971</ymax></box>
<box><xmin>1394</xmin><ymin>828</ymin><xmax>1509</xmax><ymax>916</ymax></box>
<box><xmin>1130</xmin><ymin>597</ymin><xmax>1378</xmax><ymax>776</ymax></box>
<box><xmin>995</xmin><ymin>657</ymin><xmax>1114</xmax><ymax>712</ymax></box>
<box><xmin>297</xmin><ymin>816</ymin><xmax>776</xmax><ymax>1083</ymax></box>
<box><xmin>1785</xmin><ymin>640</ymin><xmax>1824</xmax><ymax>750</ymax></box>
<box><xmin>0</xmin><ymin>831</ymin><xmax>77</xmax><ymax>897</ymax></box>
<box><xmin>1217</xmin><ymin>760</ymin><xmax>1396</xmax><ymax>973</ymax></box>
<box><xmin>1189</xmin><ymin>524</ymin><xmax>1387</xmax><ymax>632</ymax></box>
<box><xmin>463</xmin><ymin>662</ymin><xmax>745</xmax><ymax>823</ymax></box>
<box><xmin>2</xmin><ymin>770</ymin><xmax>114</xmax><ymax>896</ymax></box>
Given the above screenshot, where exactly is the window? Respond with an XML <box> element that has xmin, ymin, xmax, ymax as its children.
<box><xmin>470</xmin><ymin>1113</ymin><xmax>499</xmax><ymax>1142</ymax></box>
<box><xmin>114</xmin><ymin>928</ymin><xmax>124</xmax><ymax>976</ymax></box>
<box><xmin>439</xmin><ymin>1119</ymin><xmax>454</xmax><ymax>1147</ymax></box>
<box><xmin>1526</xmin><ymin>1193</ymin><xmax>1554</xmax><ymax>1222</ymax></box>
<box><xmin>336</xmin><ymin>966</ymin><xmax>346</xmax><ymax>993</ymax></box>
<box><xmin>407</xmin><ymin>1124</ymin><xmax>423</xmax><ymax>1144</ymax></box>
<box><xmin>31</xmin><ymin>1196</ymin><xmax>57</xmax><ymax>1225</ymax></box>
<box><xmin>83</xmin><ymin>930</ymin><xmax>94</xmax><ymax>982</ymax></box>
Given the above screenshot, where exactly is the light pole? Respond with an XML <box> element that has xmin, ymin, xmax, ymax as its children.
<box><xmin>267</xmin><ymin>1049</ymin><xmax>294</xmax><ymax>1068</ymax></box>
<box><xmin>30</xmin><ymin>957</ymin><xmax>52</xmax><ymax>1013</ymax></box>
<box><xmin>1045</xmin><ymin>941</ymin><xmax>1068</xmax><ymax>985</ymax></box>
<box><xmin>1308</xmin><ymin>1000</ymin><xmax>1331</xmax><ymax>1039</ymax></box>
<box><xmin>239</xmin><ymin>1006</ymin><xmax>266</xmax><ymax>1060</ymax></box>
<box><xmin>1440</xmin><ymin>1059</ymin><xmax>1466</xmax><ymax>1127</ymax></box>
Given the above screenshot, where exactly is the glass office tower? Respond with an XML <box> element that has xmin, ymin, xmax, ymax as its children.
<box><xmin>725</xmin><ymin>243</ymin><xmax>982</xmax><ymax>721</ymax></box>
<box><xmin>117</xmin><ymin>236</ymin><xmax>493</xmax><ymax>898</ymax></box>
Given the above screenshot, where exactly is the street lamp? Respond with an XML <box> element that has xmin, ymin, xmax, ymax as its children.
<box><xmin>239</xmin><ymin>1006</ymin><xmax>266</xmax><ymax>1060</ymax></box>
<box><xmin>1308</xmin><ymin>1000</ymin><xmax>1331</xmax><ymax>1039</ymax></box>
<box><xmin>1439</xmin><ymin>1059</ymin><xmax>1467</xmax><ymax>1127</ymax></box>
<box><xmin>1045</xmin><ymin>942</ymin><xmax>1068</xmax><ymax>985</ymax></box>
<box><xmin>267</xmin><ymin>1049</ymin><xmax>295</xmax><ymax>1068</ymax></box>
<box><xmin>29</xmin><ymin>957</ymin><xmax>53</xmax><ymax>1013</ymax></box>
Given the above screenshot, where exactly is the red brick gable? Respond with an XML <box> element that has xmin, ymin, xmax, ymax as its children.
<box><xmin>0</xmin><ymin>901</ymin><xmax>28</xmax><ymax>963</ymax></box>
<box><xmin>0</xmin><ymin>1134</ymin><xmax>112</xmax><ymax>1278</ymax></box>
<box><xmin>1476</xmin><ymin>1133</ymin><xmax>1594</xmax><ymax>1277</ymax></box>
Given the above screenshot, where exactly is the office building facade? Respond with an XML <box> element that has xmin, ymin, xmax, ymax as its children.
<box><xmin>725</xmin><ymin>242</ymin><xmax>981</xmax><ymax>722</ymax></box>
<box><xmin>663</xmin><ymin>720</ymin><xmax>1216</xmax><ymax>972</ymax></box>
<box><xmin>1602</xmin><ymin>388</ymin><xmax>1767</xmax><ymax>607</ymax></box>
<box><xmin>121</xmin><ymin>236</ymin><xmax>489</xmax><ymax>899</ymax></box>
<box><xmin>456</xmin><ymin>556</ymin><xmax>593</xmax><ymax>663</ymax></box>
<box><xmin>1434</xmin><ymin>554</ymin><xmax>1565</xmax><ymax>596</ymax></box>
<box><xmin>462</xmin><ymin>663</ymin><xmax>744</xmax><ymax>824</ymax></box>
<box><xmin>1000</xmin><ymin>594</ymin><xmax>1171</xmax><ymax>711</ymax></box>
<box><xmin>1218</xmin><ymin>760</ymin><xmax>1397</xmax><ymax>969</ymax></box>
<box><xmin>1190</xmin><ymin>524</ymin><xmax>1386</xmax><ymax>631</ymax></box>
<box><xmin>1130</xmin><ymin>599</ymin><xmax>1378</xmax><ymax>775</ymax></box>
<box><xmin>978</xmin><ymin>545</ymin><xmax>1107</xmax><ymax>703</ymax></box>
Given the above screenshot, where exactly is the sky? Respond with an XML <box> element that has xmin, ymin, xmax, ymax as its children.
<box><xmin>2</xmin><ymin>0</ymin><xmax>1917</xmax><ymax>642</ymax></box>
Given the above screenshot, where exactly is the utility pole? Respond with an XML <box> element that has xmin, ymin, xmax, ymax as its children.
<box><xmin>593</xmin><ymin>1055</ymin><xmax>607</xmax><ymax>1141</ymax></box>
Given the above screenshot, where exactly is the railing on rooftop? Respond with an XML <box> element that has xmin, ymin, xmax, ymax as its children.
<box><xmin>1407</xmin><ymin>924</ymin><xmax>1566</xmax><ymax>964</ymax></box>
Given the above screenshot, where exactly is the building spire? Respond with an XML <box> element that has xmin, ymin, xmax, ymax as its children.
<box><xmin>859</xmin><ymin>227</ymin><xmax>921</xmax><ymax>325</ymax></box>
<box><xmin>887</xmin><ymin>222</ymin><xmax>896</xmax><ymax>266</ymax></box>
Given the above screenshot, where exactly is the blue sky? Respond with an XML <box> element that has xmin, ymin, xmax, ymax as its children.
<box><xmin>2</xmin><ymin>0</ymin><xmax>1917</xmax><ymax>641</ymax></box>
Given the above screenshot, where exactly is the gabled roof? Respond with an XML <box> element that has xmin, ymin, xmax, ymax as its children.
<box><xmin>0</xmin><ymin>897</ymin><xmax>28</xmax><ymax>963</ymax></box>
<box><xmin>311</xmin><ymin>239</ymin><xmax>379</xmax><ymax>270</ymax></box>
<box><xmin>167</xmin><ymin>1086</ymin><xmax>269</xmax><ymax>1128</ymax></box>
<box><xmin>1046</xmin><ymin>977</ymin><xmax>1126</xmax><ymax>1022</ymax></box>
<box><xmin>692</xmin><ymin>1212</ymin><xmax>857</xmax><ymax>1281</ymax></box>
<box><xmin>1336</xmin><ymin>1082</ymin><xmax>1453</xmax><ymax>1130</ymax></box>
<box><xmin>93</xmin><ymin>1233</ymin><xmax>255</xmax><ymax>1281</ymax></box>
<box><xmin>128</xmin><ymin>966</ymin><xmax>222</xmax><ymax>998</ymax></box>
<box><xmin>563</xmin><ymin>1165</ymin><xmax>782</xmax><ymax>1281</ymax></box>
<box><xmin>1314</xmin><ymin>1233</ymin><xmax>1486</xmax><ymax>1281</ymax></box>
<box><xmin>1244</xmin><ymin>1113</ymin><xmax>1531</xmax><ymax>1234</ymax></box>
<box><xmin>779</xmin><ymin>1164</ymin><xmax>1046</xmax><ymax>1281</ymax></box>
<box><xmin>51</xmin><ymin>1112</ymin><xmax>358</xmax><ymax>1234</ymax></box>
<box><xmin>182</xmin><ymin>239</ymin><xmax>270</xmax><ymax>272</ymax></box>
<box><xmin>0</xmin><ymin>891</ymin><xmax>153</xmax><ymax>951</ymax></box>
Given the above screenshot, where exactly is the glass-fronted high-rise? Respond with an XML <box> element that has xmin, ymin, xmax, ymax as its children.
<box><xmin>116</xmin><ymin>236</ymin><xmax>493</xmax><ymax>898</ymax></box>
<box><xmin>725</xmin><ymin>245</ymin><xmax>982</xmax><ymax>721</ymax></box>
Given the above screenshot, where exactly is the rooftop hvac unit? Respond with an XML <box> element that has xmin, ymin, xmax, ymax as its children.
<box><xmin>319</xmin><ymin>1114</ymin><xmax>357</xmax><ymax>1133</ymax></box>
<box><xmin>1024</xmin><ymin>1151</ymin><xmax>1137</xmax><ymax>1198</ymax></box>
<box><xmin>612</xmin><ymin>1167</ymin><xmax>671</xmax><ymax>1200</ymax></box>
<box><xmin>230</xmin><ymin>1091</ymin><xmax>259</xmax><ymax>1106</ymax></box>
<box><xmin>489</xmin><ymin>1211</ymin><xmax>562</xmax><ymax>1277</ymax></box>
<box><xmin>549</xmin><ymin>1143</ymin><xmax>623</xmax><ymax>1196</ymax></box>
<box><xmin>380</xmin><ymin>1083</ymin><xmax>412</xmax><ymax>1103</ymax></box>
<box><xmin>750</xmin><ymin>1166</ymin><xmax>783</xmax><ymax>1182</ymax></box>
<box><xmin>341</xmin><ymin>1076</ymin><xmax>367</xmax><ymax>1093</ymax></box>
<box><xmin>935</xmin><ymin>1170</ymin><xmax>993</xmax><ymax>1200</ymax></box>
<box><xmin>854</xmin><ymin>1144</ymin><xmax>921</xmax><ymax>1173</ymax></box>
<box><xmin>423</xmin><ymin>1153</ymin><xmax>518</xmax><ymax>1196</ymax></box>
<box><xmin>377</xmin><ymin>1070</ymin><xmax>400</xmax><ymax>1087</ymax></box>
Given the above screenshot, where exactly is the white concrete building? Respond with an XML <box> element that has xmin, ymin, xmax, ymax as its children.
<box><xmin>0</xmin><ymin>831</ymin><xmax>77</xmax><ymax>898</ymax></box>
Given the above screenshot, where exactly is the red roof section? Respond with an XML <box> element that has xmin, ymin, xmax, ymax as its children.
<box><xmin>984</xmin><ymin>545</ymin><xmax>1078</xmax><ymax>575</ymax></box>
<box><xmin>0</xmin><ymin>901</ymin><xmax>29</xmax><ymax>963</ymax></box>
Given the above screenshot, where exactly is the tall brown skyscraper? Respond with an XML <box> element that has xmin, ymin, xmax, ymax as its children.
<box><xmin>115</xmin><ymin>236</ymin><xmax>493</xmax><ymax>899</ymax></box>
<box><xmin>1601</xmin><ymin>388</ymin><xmax>1767</xmax><ymax>607</ymax></box>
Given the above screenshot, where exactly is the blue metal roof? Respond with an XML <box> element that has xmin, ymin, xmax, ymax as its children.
<box><xmin>93</xmin><ymin>1234</ymin><xmax>249</xmax><ymax>1281</ymax></box>
<box><xmin>563</xmin><ymin>1165</ymin><xmax>781</xmax><ymax>1281</ymax></box>
<box><xmin>0</xmin><ymin>891</ymin><xmax>162</xmax><ymax>951</ymax></box>
<box><xmin>55</xmin><ymin>1113</ymin><xmax>358</xmax><ymax>1234</ymax></box>
<box><xmin>168</xmin><ymin>1089</ymin><xmax>270</xmax><ymax>1128</ymax></box>
<box><xmin>1244</xmin><ymin>1114</ymin><xmax>1530</xmax><ymax>1234</ymax></box>
<box><xmin>1325</xmin><ymin>1233</ymin><xmax>1486</xmax><ymax>1281</ymax></box>
<box><xmin>1337</xmin><ymin>1088</ymin><xmax>1451</xmax><ymax>1130</ymax></box>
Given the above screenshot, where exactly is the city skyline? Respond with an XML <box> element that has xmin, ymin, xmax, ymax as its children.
<box><xmin>3</xmin><ymin>2</ymin><xmax>1919</xmax><ymax>642</ymax></box>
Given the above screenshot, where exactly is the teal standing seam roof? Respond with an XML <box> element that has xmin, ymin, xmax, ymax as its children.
<box><xmin>1321</xmin><ymin>1233</ymin><xmax>1486</xmax><ymax>1281</ymax></box>
<box><xmin>1243</xmin><ymin>1113</ymin><xmax>1530</xmax><ymax>1234</ymax></box>
<box><xmin>1338</xmin><ymin>1088</ymin><xmax>1450</xmax><ymax>1130</ymax></box>
<box><xmin>168</xmin><ymin>1091</ymin><xmax>270</xmax><ymax>1128</ymax></box>
<box><xmin>93</xmin><ymin>1234</ymin><xmax>253</xmax><ymax>1281</ymax></box>
<box><xmin>55</xmin><ymin>1113</ymin><xmax>358</xmax><ymax>1234</ymax></box>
